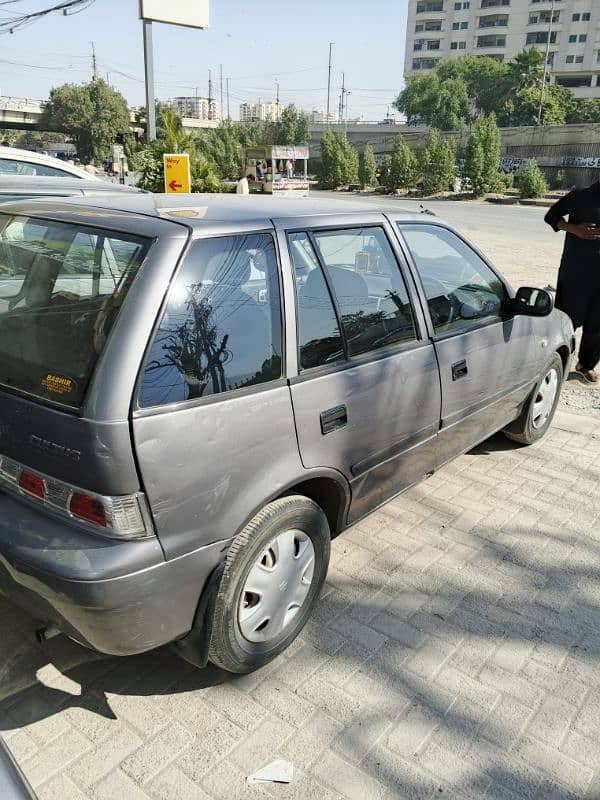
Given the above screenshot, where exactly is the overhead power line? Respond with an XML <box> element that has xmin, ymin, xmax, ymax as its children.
<box><xmin>0</xmin><ymin>0</ymin><xmax>95</xmax><ymax>34</ymax></box>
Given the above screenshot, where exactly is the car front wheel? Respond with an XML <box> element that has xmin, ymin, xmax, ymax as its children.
<box><xmin>208</xmin><ymin>495</ymin><xmax>330</xmax><ymax>673</ymax></box>
<box><xmin>504</xmin><ymin>352</ymin><xmax>563</xmax><ymax>445</ymax></box>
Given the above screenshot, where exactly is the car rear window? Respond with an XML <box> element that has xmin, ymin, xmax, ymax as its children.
<box><xmin>0</xmin><ymin>213</ymin><xmax>149</xmax><ymax>408</ymax></box>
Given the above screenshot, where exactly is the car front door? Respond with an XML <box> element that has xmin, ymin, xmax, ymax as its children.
<box><xmin>278</xmin><ymin>218</ymin><xmax>441</xmax><ymax>525</ymax></box>
<box><xmin>395</xmin><ymin>220</ymin><xmax>539</xmax><ymax>466</ymax></box>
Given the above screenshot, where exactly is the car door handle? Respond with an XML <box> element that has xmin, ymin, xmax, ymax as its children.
<box><xmin>452</xmin><ymin>360</ymin><xmax>468</xmax><ymax>381</ymax></box>
<box><xmin>320</xmin><ymin>405</ymin><xmax>348</xmax><ymax>435</ymax></box>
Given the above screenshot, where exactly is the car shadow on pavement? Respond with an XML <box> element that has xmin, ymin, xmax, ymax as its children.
<box><xmin>468</xmin><ymin>432</ymin><xmax>523</xmax><ymax>455</ymax></box>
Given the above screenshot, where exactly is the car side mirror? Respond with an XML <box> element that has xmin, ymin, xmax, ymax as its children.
<box><xmin>510</xmin><ymin>287</ymin><xmax>553</xmax><ymax>317</ymax></box>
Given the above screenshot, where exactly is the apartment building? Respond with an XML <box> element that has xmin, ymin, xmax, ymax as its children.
<box><xmin>239</xmin><ymin>102</ymin><xmax>278</xmax><ymax>122</ymax></box>
<box><xmin>171</xmin><ymin>96</ymin><xmax>220</xmax><ymax>121</ymax></box>
<box><xmin>404</xmin><ymin>0</ymin><xmax>600</xmax><ymax>98</ymax></box>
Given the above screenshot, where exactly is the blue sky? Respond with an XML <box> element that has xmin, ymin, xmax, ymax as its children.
<box><xmin>0</xmin><ymin>0</ymin><xmax>409</xmax><ymax>121</ymax></box>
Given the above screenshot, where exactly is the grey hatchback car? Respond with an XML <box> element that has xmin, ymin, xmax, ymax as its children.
<box><xmin>0</xmin><ymin>195</ymin><xmax>574</xmax><ymax>673</ymax></box>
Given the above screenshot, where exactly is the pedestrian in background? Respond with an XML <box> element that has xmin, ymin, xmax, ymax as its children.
<box><xmin>545</xmin><ymin>178</ymin><xmax>600</xmax><ymax>383</ymax></box>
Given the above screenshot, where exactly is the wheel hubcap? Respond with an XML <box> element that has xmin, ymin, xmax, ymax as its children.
<box><xmin>532</xmin><ymin>367</ymin><xmax>559</xmax><ymax>430</ymax></box>
<box><xmin>238</xmin><ymin>529</ymin><xmax>315</xmax><ymax>643</ymax></box>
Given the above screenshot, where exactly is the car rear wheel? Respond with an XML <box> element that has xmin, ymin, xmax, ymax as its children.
<box><xmin>504</xmin><ymin>353</ymin><xmax>563</xmax><ymax>445</ymax></box>
<box><xmin>208</xmin><ymin>495</ymin><xmax>330</xmax><ymax>674</ymax></box>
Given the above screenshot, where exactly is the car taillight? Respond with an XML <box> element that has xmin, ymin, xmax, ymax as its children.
<box><xmin>19</xmin><ymin>470</ymin><xmax>46</xmax><ymax>502</ymax></box>
<box><xmin>0</xmin><ymin>454</ymin><xmax>154</xmax><ymax>540</ymax></box>
<box><xmin>69</xmin><ymin>492</ymin><xmax>107</xmax><ymax>527</ymax></box>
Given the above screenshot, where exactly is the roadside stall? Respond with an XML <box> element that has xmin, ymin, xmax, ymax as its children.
<box><xmin>244</xmin><ymin>145</ymin><xmax>309</xmax><ymax>196</ymax></box>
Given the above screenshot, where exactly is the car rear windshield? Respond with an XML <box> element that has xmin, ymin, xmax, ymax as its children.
<box><xmin>0</xmin><ymin>213</ymin><xmax>149</xmax><ymax>408</ymax></box>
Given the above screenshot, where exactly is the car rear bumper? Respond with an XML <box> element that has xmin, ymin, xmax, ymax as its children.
<box><xmin>0</xmin><ymin>493</ymin><xmax>227</xmax><ymax>656</ymax></box>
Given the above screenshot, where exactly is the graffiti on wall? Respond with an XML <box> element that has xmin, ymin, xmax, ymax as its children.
<box><xmin>499</xmin><ymin>156</ymin><xmax>528</xmax><ymax>174</ymax></box>
<box><xmin>559</xmin><ymin>155</ymin><xmax>600</xmax><ymax>169</ymax></box>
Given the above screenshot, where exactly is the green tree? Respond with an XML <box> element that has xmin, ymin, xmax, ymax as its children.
<box><xmin>359</xmin><ymin>144</ymin><xmax>378</xmax><ymax>188</ymax></box>
<box><xmin>437</xmin><ymin>55</ymin><xmax>509</xmax><ymax>116</ymax></box>
<box><xmin>498</xmin><ymin>48</ymin><xmax>573</xmax><ymax>126</ymax></box>
<box><xmin>395</xmin><ymin>72</ymin><xmax>471</xmax><ymax>130</ymax></box>
<box><xmin>419</xmin><ymin>129</ymin><xmax>455</xmax><ymax>195</ymax></box>
<box><xmin>519</xmin><ymin>159</ymin><xmax>548</xmax><ymax>198</ymax></box>
<box><xmin>317</xmin><ymin>129</ymin><xmax>358</xmax><ymax>189</ymax></box>
<box><xmin>395</xmin><ymin>49</ymin><xmax>575</xmax><ymax>130</ymax></box>
<box><xmin>566</xmin><ymin>98</ymin><xmax>600</xmax><ymax>123</ymax></box>
<box><xmin>387</xmin><ymin>135</ymin><xmax>418</xmax><ymax>191</ymax></box>
<box><xmin>275</xmin><ymin>104</ymin><xmax>310</xmax><ymax>145</ymax></box>
<box><xmin>41</xmin><ymin>79</ymin><xmax>131</xmax><ymax>163</ymax></box>
<box><xmin>14</xmin><ymin>130</ymin><xmax>66</xmax><ymax>150</ymax></box>
<box><xmin>465</xmin><ymin>112</ymin><xmax>501</xmax><ymax>197</ymax></box>
<box><xmin>133</xmin><ymin>109</ymin><xmax>221</xmax><ymax>192</ymax></box>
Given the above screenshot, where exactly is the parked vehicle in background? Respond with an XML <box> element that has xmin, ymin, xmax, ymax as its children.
<box><xmin>0</xmin><ymin>176</ymin><xmax>144</xmax><ymax>202</ymax></box>
<box><xmin>0</xmin><ymin>194</ymin><xmax>574</xmax><ymax>674</ymax></box>
<box><xmin>0</xmin><ymin>738</ymin><xmax>36</xmax><ymax>800</ymax></box>
<box><xmin>0</xmin><ymin>147</ymin><xmax>102</xmax><ymax>181</ymax></box>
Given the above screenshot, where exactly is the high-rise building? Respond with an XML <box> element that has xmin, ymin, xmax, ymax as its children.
<box><xmin>239</xmin><ymin>102</ymin><xmax>278</xmax><ymax>122</ymax></box>
<box><xmin>404</xmin><ymin>0</ymin><xmax>600</xmax><ymax>98</ymax></box>
<box><xmin>171</xmin><ymin>96</ymin><xmax>220</xmax><ymax>121</ymax></box>
<box><xmin>309</xmin><ymin>109</ymin><xmax>338</xmax><ymax>123</ymax></box>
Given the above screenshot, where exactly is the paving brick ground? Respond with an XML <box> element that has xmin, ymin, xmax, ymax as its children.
<box><xmin>1</xmin><ymin>408</ymin><xmax>600</xmax><ymax>799</ymax></box>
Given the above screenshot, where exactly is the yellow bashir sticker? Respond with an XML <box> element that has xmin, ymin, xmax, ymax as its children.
<box><xmin>42</xmin><ymin>374</ymin><xmax>76</xmax><ymax>395</ymax></box>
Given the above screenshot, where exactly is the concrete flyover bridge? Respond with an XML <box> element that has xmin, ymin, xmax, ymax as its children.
<box><xmin>0</xmin><ymin>96</ymin><xmax>221</xmax><ymax>136</ymax></box>
<box><xmin>0</xmin><ymin>96</ymin><xmax>44</xmax><ymax>131</ymax></box>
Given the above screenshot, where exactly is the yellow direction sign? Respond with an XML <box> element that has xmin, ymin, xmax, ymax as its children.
<box><xmin>164</xmin><ymin>153</ymin><xmax>191</xmax><ymax>193</ymax></box>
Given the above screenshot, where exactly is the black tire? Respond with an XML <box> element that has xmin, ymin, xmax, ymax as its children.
<box><xmin>504</xmin><ymin>352</ymin><xmax>563</xmax><ymax>445</ymax></box>
<box><xmin>208</xmin><ymin>495</ymin><xmax>330</xmax><ymax>674</ymax></box>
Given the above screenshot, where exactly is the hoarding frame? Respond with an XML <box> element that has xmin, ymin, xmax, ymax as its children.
<box><xmin>139</xmin><ymin>0</ymin><xmax>209</xmax><ymax>30</ymax></box>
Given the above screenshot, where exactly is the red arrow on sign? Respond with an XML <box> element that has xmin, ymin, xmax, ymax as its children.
<box><xmin>168</xmin><ymin>180</ymin><xmax>183</xmax><ymax>191</ymax></box>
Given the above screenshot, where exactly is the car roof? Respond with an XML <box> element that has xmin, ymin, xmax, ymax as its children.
<box><xmin>0</xmin><ymin>146</ymin><xmax>101</xmax><ymax>181</ymax></box>
<box><xmin>0</xmin><ymin>192</ymin><xmax>427</xmax><ymax>231</ymax></box>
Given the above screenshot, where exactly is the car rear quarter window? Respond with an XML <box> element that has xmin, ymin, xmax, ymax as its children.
<box><xmin>0</xmin><ymin>213</ymin><xmax>149</xmax><ymax>407</ymax></box>
<box><xmin>139</xmin><ymin>233</ymin><xmax>283</xmax><ymax>408</ymax></box>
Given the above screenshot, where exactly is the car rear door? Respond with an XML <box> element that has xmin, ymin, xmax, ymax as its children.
<box><xmin>131</xmin><ymin>228</ymin><xmax>304</xmax><ymax>559</ymax></box>
<box><xmin>276</xmin><ymin>214</ymin><xmax>441</xmax><ymax>525</ymax></box>
<box><xmin>394</xmin><ymin>220</ymin><xmax>539</xmax><ymax>466</ymax></box>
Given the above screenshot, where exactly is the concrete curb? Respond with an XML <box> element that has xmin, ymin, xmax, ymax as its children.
<box><xmin>518</xmin><ymin>198</ymin><xmax>554</xmax><ymax>208</ymax></box>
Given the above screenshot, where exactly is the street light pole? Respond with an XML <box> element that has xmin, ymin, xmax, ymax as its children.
<box><xmin>142</xmin><ymin>20</ymin><xmax>156</xmax><ymax>141</ymax></box>
<box><xmin>538</xmin><ymin>0</ymin><xmax>555</xmax><ymax>126</ymax></box>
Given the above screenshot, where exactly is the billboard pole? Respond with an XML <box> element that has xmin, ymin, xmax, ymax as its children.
<box><xmin>143</xmin><ymin>19</ymin><xmax>156</xmax><ymax>141</ymax></box>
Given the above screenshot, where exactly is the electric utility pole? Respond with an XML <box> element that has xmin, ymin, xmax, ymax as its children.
<box><xmin>220</xmin><ymin>64</ymin><xmax>223</xmax><ymax>121</ymax></box>
<box><xmin>326</xmin><ymin>42</ymin><xmax>334</xmax><ymax>124</ymax></box>
<box><xmin>538</xmin><ymin>0</ymin><xmax>555</xmax><ymax>125</ymax></box>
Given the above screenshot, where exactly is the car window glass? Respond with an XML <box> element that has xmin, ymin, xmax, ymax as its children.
<box><xmin>288</xmin><ymin>232</ymin><xmax>344</xmax><ymax>371</ymax></box>
<box><xmin>0</xmin><ymin>214</ymin><xmax>148</xmax><ymax>407</ymax></box>
<box><xmin>400</xmin><ymin>223</ymin><xmax>506</xmax><ymax>334</ymax></box>
<box><xmin>0</xmin><ymin>158</ymin><xmax>71</xmax><ymax>178</ymax></box>
<box><xmin>312</xmin><ymin>227</ymin><xmax>417</xmax><ymax>357</ymax></box>
<box><xmin>139</xmin><ymin>233</ymin><xmax>282</xmax><ymax>407</ymax></box>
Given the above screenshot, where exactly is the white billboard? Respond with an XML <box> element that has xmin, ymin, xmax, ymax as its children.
<box><xmin>139</xmin><ymin>0</ymin><xmax>209</xmax><ymax>29</ymax></box>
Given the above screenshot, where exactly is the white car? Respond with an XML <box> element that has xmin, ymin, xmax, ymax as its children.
<box><xmin>0</xmin><ymin>147</ymin><xmax>102</xmax><ymax>181</ymax></box>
